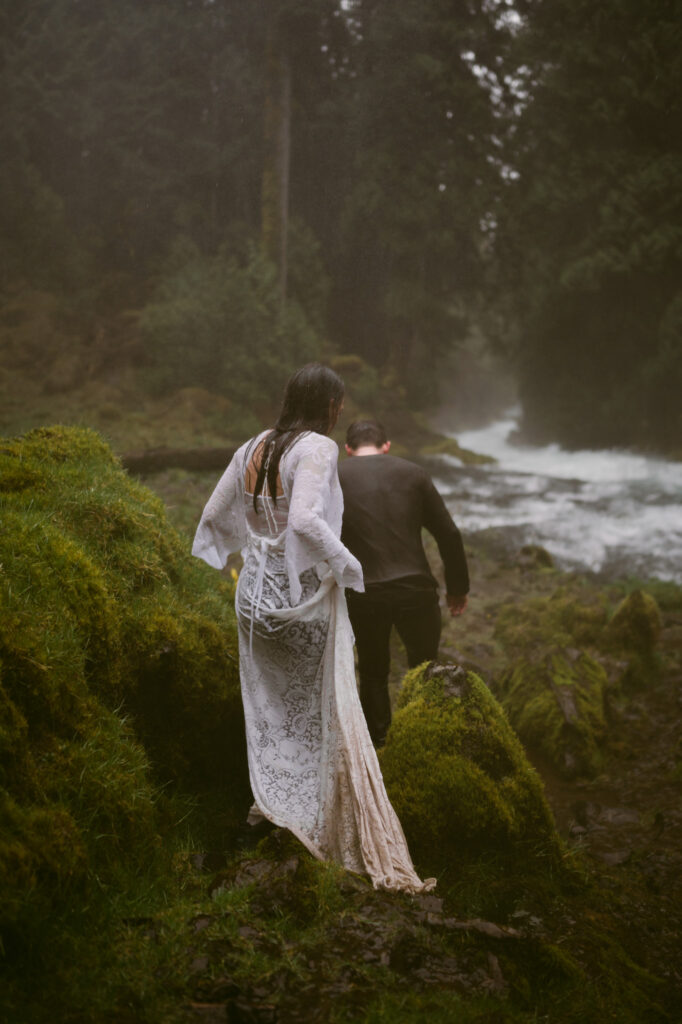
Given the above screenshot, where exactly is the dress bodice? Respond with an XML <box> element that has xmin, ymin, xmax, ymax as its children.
<box><xmin>192</xmin><ymin>430</ymin><xmax>364</xmax><ymax>603</ymax></box>
<box><xmin>244</xmin><ymin>492</ymin><xmax>290</xmax><ymax>540</ymax></box>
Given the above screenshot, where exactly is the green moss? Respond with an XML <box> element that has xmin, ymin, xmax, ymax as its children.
<box><xmin>607</xmin><ymin>589</ymin><xmax>662</xmax><ymax>656</ymax></box>
<box><xmin>635</xmin><ymin>579</ymin><xmax>682</xmax><ymax>612</ymax></box>
<box><xmin>0</xmin><ymin>426</ymin><xmax>673</xmax><ymax>1023</ymax></box>
<box><xmin>419</xmin><ymin>436</ymin><xmax>497</xmax><ymax>465</ymax></box>
<box><xmin>500</xmin><ymin>651</ymin><xmax>608</xmax><ymax>779</ymax></box>
<box><xmin>0</xmin><ymin>453</ymin><xmax>45</xmax><ymax>492</ymax></box>
<box><xmin>380</xmin><ymin>663</ymin><xmax>560</xmax><ymax>874</ymax></box>
<box><xmin>0</xmin><ymin>424</ymin><xmax>247</xmax><ymax>938</ymax></box>
<box><xmin>118</xmin><ymin>599</ymin><xmax>246</xmax><ymax>787</ymax></box>
<box><xmin>10</xmin><ymin>424</ymin><xmax>118</xmax><ymax>466</ymax></box>
<box><xmin>494</xmin><ymin>589</ymin><xmax>609</xmax><ymax>654</ymax></box>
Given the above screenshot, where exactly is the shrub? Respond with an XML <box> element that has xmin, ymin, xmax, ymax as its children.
<box><xmin>140</xmin><ymin>240</ymin><xmax>320</xmax><ymax>404</ymax></box>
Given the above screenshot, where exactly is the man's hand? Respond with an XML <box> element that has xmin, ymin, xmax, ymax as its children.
<box><xmin>446</xmin><ymin>593</ymin><xmax>468</xmax><ymax>617</ymax></box>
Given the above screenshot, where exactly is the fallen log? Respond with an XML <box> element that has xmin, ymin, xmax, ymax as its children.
<box><xmin>121</xmin><ymin>446</ymin><xmax>236</xmax><ymax>475</ymax></box>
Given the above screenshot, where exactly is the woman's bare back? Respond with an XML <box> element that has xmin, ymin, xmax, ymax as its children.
<box><xmin>244</xmin><ymin>438</ymin><xmax>284</xmax><ymax>497</ymax></box>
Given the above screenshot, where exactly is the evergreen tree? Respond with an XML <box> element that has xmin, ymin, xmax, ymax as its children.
<box><xmin>494</xmin><ymin>0</ymin><xmax>682</xmax><ymax>449</ymax></box>
<box><xmin>328</xmin><ymin>0</ymin><xmax>512</xmax><ymax>403</ymax></box>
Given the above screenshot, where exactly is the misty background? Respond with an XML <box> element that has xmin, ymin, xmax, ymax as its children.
<box><xmin>1</xmin><ymin>0</ymin><xmax>680</xmax><ymax>574</ymax></box>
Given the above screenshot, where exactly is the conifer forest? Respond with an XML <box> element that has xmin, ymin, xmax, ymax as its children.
<box><xmin>2</xmin><ymin>0</ymin><xmax>680</xmax><ymax>448</ymax></box>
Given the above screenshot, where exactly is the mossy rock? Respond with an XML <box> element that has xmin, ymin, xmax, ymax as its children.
<box><xmin>0</xmin><ymin>788</ymin><xmax>87</xmax><ymax>907</ymax></box>
<box><xmin>494</xmin><ymin>589</ymin><xmax>609</xmax><ymax>655</ymax></box>
<box><xmin>607</xmin><ymin>589</ymin><xmax>662</xmax><ymax>656</ymax></box>
<box><xmin>419</xmin><ymin>436</ymin><xmax>497</xmax><ymax>466</ymax></box>
<box><xmin>2</xmin><ymin>424</ymin><xmax>118</xmax><ymax>466</ymax></box>
<box><xmin>0</xmin><ymin>425</ymin><xmax>247</xmax><ymax>936</ymax></box>
<box><xmin>518</xmin><ymin>543</ymin><xmax>555</xmax><ymax>570</ymax></box>
<box><xmin>500</xmin><ymin>650</ymin><xmax>608</xmax><ymax>779</ymax></box>
<box><xmin>380</xmin><ymin>663</ymin><xmax>560</xmax><ymax>874</ymax></box>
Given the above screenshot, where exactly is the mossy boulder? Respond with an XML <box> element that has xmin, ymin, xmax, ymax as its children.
<box><xmin>494</xmin><ymin>586</ymin><xmax>663</xmax><ymax>698</ymax></box>
<box><xmin>379</xmin><ymin>662</ymin><xmax>560</xmax><ymax>874</ymax></box>
<box><xmin>518</xmin><ymin>543</ymin><xmax>555</xmax><ymax>570</ymax></box>
<box><xmin>494</xmin><ymin>589</ymin><xmax>609</xmax><ymax>655</ymax></box>
<box><xmin>418</xmin><ymin>436</ymin><xmax>497</xmax><ymax>466</ymax></box>
<box><xmin>607</xmin><ymin>589</ymin><xmax>662</xmax><ymax>656</ymax></box>
<box><xmin>499</xmin><ymin>650</ymin><xmax>608</xmax><ymax>779</ymax></box>
<box><xmin>0</xmin><ymin>425</ymin><xmax>247</xmax><ymax>937</ymax></box>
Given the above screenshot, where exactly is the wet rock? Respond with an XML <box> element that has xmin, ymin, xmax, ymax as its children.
<box><xmin>598</xmin><ymin>807</ymin><xmax>640</xmax><ymax>826</ymax></box>
<box><xmin>485</xmin><ymin>953</ymin><xmax>507</xmax><ymax>994</ymax></box>
<box><xmin>336</xmin><ymin>872</ymin><xmax>371</xmax><ymax>896</ymax></box>
<box><xmin>190</xmin><ymin>852</ymin><xmax>228</xmax><ymax>873</ymax></box>
<box><xmin>381</xmin><ymin>663</ymin><xmax>560</xmax><ymax>871</ymax></box>
<box><xmin>592</xmin><ymin>848</ymin><xmax>632</xmax><ymax>866</ymax></box>
<box><xmin>411</xmin><ymin>893</ymin><xmax>444</xmax><ymax>916</ymax></box>
<box><xmin>234</xmin><ymin>855</ymin><xmax>300</xmax><ymax>891</ymax></box>
<box><xmin>442</xmin><ymin>918</ymin><xmax>522</xmax><ymax>940</ymax></box>
<box><xmin>189</xmin><ymin>956</ymin><xmax>210</xmax><ymax>974</ymax></box>
<box><xmin>191</xmin><ymin>915</ymin><xmax>215</xmax><ymax>934</ymax></box>
<box><xmin>571</xmin><ymin>800</ymin><xmax>602</xmax><ymax>826</ymax></box>
<box><xmin>185</xmin><ymin>1003</ymin><xmax>228</xmax><ymax>1023</ymax></box>
<box><xmin>425</xmin><ymin>661</ymin><xmax>468</xmax><ymax>697</ymax></box>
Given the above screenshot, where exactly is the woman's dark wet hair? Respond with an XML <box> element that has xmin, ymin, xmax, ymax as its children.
<box><xmin>250</xmin><ymin>363</ymin><xmax>344</xmax><ymax>509</ymax></box>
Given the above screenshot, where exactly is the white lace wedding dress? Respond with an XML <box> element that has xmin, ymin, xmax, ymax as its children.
<box><xmin>192</xmin><ymin>430</ymin><xmax>434</xmax><ymax>893</ymax></box>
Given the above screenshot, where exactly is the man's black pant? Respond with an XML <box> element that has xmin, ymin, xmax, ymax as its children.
<box><xmin>346</xmin><ymin>584</ymin><xmax>441</xmax><ymax>746</ymax></box>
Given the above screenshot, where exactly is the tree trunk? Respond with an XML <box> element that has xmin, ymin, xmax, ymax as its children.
<box><xmin>261</xmin><ymin>22</ymin><xmax>291</xmax><ymax>309</ymax></box>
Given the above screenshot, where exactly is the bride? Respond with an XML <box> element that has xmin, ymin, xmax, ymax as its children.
<box><xmin>192</xmin><ymin>363</ymin><xmax>433</xmax><ymax>893</ymax></box>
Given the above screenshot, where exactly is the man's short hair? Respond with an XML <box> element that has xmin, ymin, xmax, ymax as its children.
<box><xmin>346</xmin><ymin>419</ymin><xmax>388</xmax><ymax>450</ymax></box>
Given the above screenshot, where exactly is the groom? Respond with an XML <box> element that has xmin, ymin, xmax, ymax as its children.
<box><xmin>338</xmin><ymin>419</ymin><xmax>469</xmax><ymax>746</ymax></box>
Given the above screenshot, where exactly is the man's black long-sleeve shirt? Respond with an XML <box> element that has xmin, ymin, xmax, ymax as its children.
<box><xmin>338</xmin><ymin>453</ymin><xmax>469</xmax><ymax>596</ymax></box>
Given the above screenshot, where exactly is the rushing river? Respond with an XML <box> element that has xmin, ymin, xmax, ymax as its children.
<box><xmin>429</xmin><ymin>409</ymin><xmax>682</xmax><ymax>583</ymax></box>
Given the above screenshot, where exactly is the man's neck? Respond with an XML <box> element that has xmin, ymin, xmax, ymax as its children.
<box><xmin>352</xmin><ymin>445</ymin><xmax>384</xmax><ymax>457</ymax></box>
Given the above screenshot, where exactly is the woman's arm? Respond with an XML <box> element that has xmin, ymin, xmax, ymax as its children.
<box><xmin>192</xmin><ymin>446</ymin><xmax>246</xmax><ymax>569</ymax></box>
<box><xmin>286</xmin><ymin>436</ymin><xmax>364</xmax><ymax>603</ymax></box>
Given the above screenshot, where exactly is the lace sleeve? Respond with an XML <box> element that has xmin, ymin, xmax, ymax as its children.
<box><xmin>285</xmin><ymin>435</ymin><xmax>364</xmax><ymax>604</ymax></box>
<box><xmin>191</xmin><ymin>444</ymin><xmax>247</xmax><ymax>569</ymax></box>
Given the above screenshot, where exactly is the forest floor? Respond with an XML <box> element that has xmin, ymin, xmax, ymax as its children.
<box><xmin>142</xmin><ymin>453</ymin><xmax>682</xmax><ymax>1021</ymax></box>
<box><xmin>3</xmin><ymin>379</ymin><xmax>681</xmax><ymax>1020</ymax></box>
<box><xmin>415</xmin><ymin>533</ymin><xmax>682</xmax><ymax>1007</ymax></box>
<box><xmin>102</xmin><ymin>442</ymin><xmax>682</xmax><ymax>1022</ymax></box>
<box><xmin>139</xmin><ymin>521</ymin><xmax>682</xmax><ymax>1023</ymax></box>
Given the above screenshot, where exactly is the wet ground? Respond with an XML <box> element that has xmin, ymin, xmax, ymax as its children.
<box><xmin>431</xmin><ymin>538</ymin><xmax>682</xmax><ymax>1002</ymax></box>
